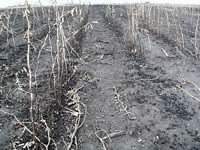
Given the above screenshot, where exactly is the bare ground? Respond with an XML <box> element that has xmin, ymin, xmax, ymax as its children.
<box><xmin>1</xmin><ymin>5</ymin><xmax>200</xmax><ymax>150</ymax></box>
<box><xmin>76</xmin><ymin>6</ymin><xmax>200</xmax><ymax>150</ymax></box>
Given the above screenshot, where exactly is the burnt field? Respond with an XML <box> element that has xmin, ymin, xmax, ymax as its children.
<box><xmin>1</xmin><ymin>3</ymin><xmax>200</xmax><ymax>150</ymax></box>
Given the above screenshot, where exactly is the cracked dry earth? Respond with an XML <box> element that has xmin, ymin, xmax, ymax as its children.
<box><xmin>76</xmin><ymin>6</ymin><xmax>200</xmax><ymax>150</ymax></box>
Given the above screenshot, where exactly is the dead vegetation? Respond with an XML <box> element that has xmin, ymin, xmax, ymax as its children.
<box><xmin>0</xmin><ymin>0</ymin><xmax>90</xmax><ymax>149</ymax></box>
<box><xmin>1</xmin><ymin>1</ymin><xmax>200</xmax><ymax>150</ymax></box>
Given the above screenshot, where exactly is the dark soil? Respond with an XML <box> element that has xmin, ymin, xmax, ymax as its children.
<box><xmin>1</xmin><ymin>4</ymin><xmax>200</xmax><ymax>150</ymax></box>
<box><xmin>0</xmin><ymin>6</ymin><xmax>89</xmax><ymax>149</ymax></box>
<box><xmin>76</xmin><ymin>6</ymin><xmax>200</xmax><ymax>150</ymax></box>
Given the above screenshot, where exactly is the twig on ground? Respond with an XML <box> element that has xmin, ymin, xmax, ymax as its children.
<box><xmin>96</xmin><ymin>38</ymin><xmax>109</xmax><ymax>44</ymax></box>
<box><xmin>139</xmin><ymin>76</ymin><xmax>159</xmax><ymax>81</ymax></box>
<box><xmin>0</xmin><ymin>109</ymin><xmax>57</xmax><ymax>149</ymax></box>
<box><xmin>102</xmin><ymin>130</ymin><xmax>125</xmax><ymax>140</ymax></box>
<box><xmin>176</xmin><ymin>84</ymin><xmax>200</xmax><ymax>102</ymax></box>
<box><xmin>0</xmin><ymin>110</ymin><xmax>43</xmax><ymax>145</ymax></box>
<box><xmin>95</xmin><ymin>131</ymin><xmax>107</xmax><ymax>150</ymax></box>
<box><xmin>113</xmin><ymin>87</ymin><xmax>136</xmax><ymax>120</ymax></box>
<box><xmin>81</xmin><ymin>54</ymin><xmax>104</xmax><ymax>65</ymax></box>
<box><xmin>183</xmin><ymin>79</ymin><xmax>200</xmax><ymax>92</ymax></box>
<box><xmin>161</xmin><ymin>48</ymin><xmax>169</xmax><ymax>57</ymax></box>
<box><xmin>100</xmin><ymin>128</ymin><xmax>112</xmax><ymax>142</ymax></box>
<box><xmin>176</xmin><ymin>79</ymin><xmax>200</xmax><ymax>102</ymax></box>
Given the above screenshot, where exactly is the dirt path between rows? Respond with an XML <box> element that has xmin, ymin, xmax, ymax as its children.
<box><xmin>77</xmin><ymin>6</ymin><xmax>135</xmax><ymax>150</ymax></box>
<box><xmin>76</xmin><ymin>6</ymin><xmax>200</xmax><ymax>150</ymax></box>
<box><xmin>1</xmin><ymin>5</ymin><xmax>200</xmax><ymax>150</ymax></box>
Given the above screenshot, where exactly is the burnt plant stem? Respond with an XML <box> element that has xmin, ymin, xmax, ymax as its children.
<box><xmin>195</xmin><ymin>15</ymin><xmax>199</xmax><ymax>58</ymax></box>
<box><xmin>25</xmin><ymin>0</ymin><xmax>35</xmax><ymax>137</ymax></box>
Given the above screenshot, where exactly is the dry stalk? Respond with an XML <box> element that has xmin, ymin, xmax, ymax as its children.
<box><xmin>157</xmin><ymin>7</ymin><xmax>160</xmax><ymax>35</ymax></box>
<box><xmin>0</xmin><ymin>109</ymin><xmax>56</xmax><ymax>149</ymax></box>
<box><xmin>143</xmin><ymin>29</ymin><xmax>151</xmax><ymax>51</ymax></box>
<box><xmin>102</xmin><ymin>130</ymin><xmax>125</xmax><ymax>140</ymax></box>
<box><xmin>38</xmin><ymin>0</ymin><xmax>45</xmax><ymax>23</ymax></box>
<box><xmin>161</xmin><ymin>48</ymin><xmax>169</xmax><ymax>57</ymax></box>
<box><xmin>194</xmin><ymin>15</ymin><xmax>199</xmax><ymax>58</ymax></box>
<box><xmin>172</xmin><ymin>10</ymin><xmax>181</xmax><ymax>48</ymax></box>
<box><xmin>176</xmin><ymin>85</ymin><xmax>200</xmax><ymax>102</ymax></box>
<box><xmin>34</xmin><ymin>33</ymin><xmax>49</xmax><ymax>89</ymax></box>
<box><xmin>176</xmin><ymin>79</ymin><xmax>200</xmax><ymax>102</ymax></box>
<box><xmin>65</xmin><ymin>85</ymin><xmax>87</xmax><ymax>150</ymax></box>
<box><xmin>0</xmin><ymin>19</ymin><xmax>17</xmax><ymax>51</ymax></box>
<box><xmin>95</xmin><ymin>131</ymin><xmax>107</xmax><ymax>150</ymax></box>
<box><xmin>153</xmin><ymin>6</ymin><xmax>156</xmax><ymax>31</ymax></box>
<box><xmin>184</xmin><ymin>80</ymin><xmax>200</xmax><ymax>92</ymax></box>
<box><xmin>12</xmin><ymin>8</ymin><xmax>19</xmax><ymax>25</ymax></box>
<box><xmin>0</xmin><ymin>110</ymin><xmax>42</xmax><ymax>145</ymax></box>
<box><xmin>35</xmin><ymin>7</ymin><xmax>41</xmax><ymax>25</ymax></box>
<box><xmin>191</xmin><ymin>9</ymin><xmax>194</xmax><ymax>25</ymax></box>
<box><xmin>166</xmin><ymin>10</ymin><xmax>170</xmax><ymax>37</ymax></box>
<box><xmin>83</xmin><ymin>54</ymin><xmax>104</xmax><ymax>65</ymax></box>
<box><xmin>24</xmin><ymin>0</ymin><xmax>35</xmax><ymax>137</ymax></box>
<box><xmin>113</xmin><ymin>87</ymin><xmax>135</xmax><ymax>120</ymax></box>
<box><xmin>179</xmin><ymin>23</ymin><xmax>185</xmax><ymax>49</ymax></box>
